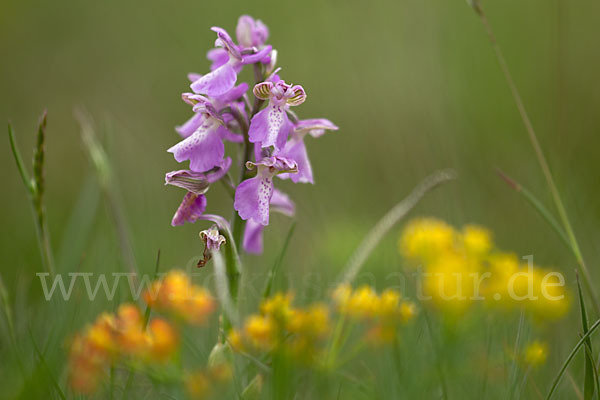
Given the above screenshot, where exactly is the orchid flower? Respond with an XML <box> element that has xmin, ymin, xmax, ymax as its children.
<box><xmin>168</xmin><ymin>95</ymin><xmax>239</xmax><ymax>172</ymax></box>
<box><xmin>248</xmin><ymin>80</ymin><xmax>307</xmax><ymax>150</ymax></box>
<box><xmin>234</xmin><ymin>156</ymin><xmax>297</xmax><ymax>226</ymax></box>
<box><xmin>167</xmin><ymin>158</ymin><xmax>231</xmax><ymax>226</ymax></box>
<box><xmin>206</xmin><ymin>15</ymin><xmax>270</xmax><ymax>72</ymax></box>
<box><xmin>191</xmin><ymin>27</ymin><xmax>272</xmax><ymax>97</ymax></box>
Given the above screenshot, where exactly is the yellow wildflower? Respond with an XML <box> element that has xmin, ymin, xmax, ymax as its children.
<box><xmin>287</xmin><ymin>303</ymin><xmax>331</xmax><ymax>339</ymax></box>
<box><xmin>143</xmin><ymin>270</ymin><xmax>216</xmax><ymax>324</ymax></box>
<box><xmin>424</xmin><ymin>254</ymin><xmax>476</xmax><ymax>315</ymax></box>
<box><xmin>343</xmin><ymin>285</ymin><xmax>380</xmax><ymax>319</ymax></box>
<box><xmin>147</xmin><ymin>318</ymin><xmax>179</xmax><ymax>362</ymax></box>
<box><xmin>460</xmin><ymin>224</ymin><xmax>492</xmax><ymax>259</ymax></box>
<box><xmin>260</xmin><ymin>292</ymin><xmax>294</xmax><ymax>323</ymax></box>
<box><xmin>244</xmin><ymin>314</ymin><xmax>277</xmax><ymax>351</ymax></box>
<box><xmin>399</xmin><ymin>218</ymin><xmax>456</xmax><ymax>265</ymax></box>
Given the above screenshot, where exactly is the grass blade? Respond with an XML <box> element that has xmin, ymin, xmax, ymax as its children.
<box><xmin>339</xmin><ymin>169</ymin><xmax>456</xmax><ymax>284</ymax></box>
<box><xmin>546</xmin><ymin>319</ymin><xmax>600</xmax><ymax>399</ymax></box>
<box><xmin>9</xmin><ymin>114</ymin><xmax>56</xmax><ymax>276</ymax></box>
<box><xmin>469</xmin><ymin>0</ymin><xmax>600</xmax><ymax>316</ymax></box>
<box><xmin>496</xmin><ymin>169</ymin><xmax>571</xmax><ymax>252</ymax></box>
<box><xmin>28</xmin><ymin>327</ymin><xmax>66</xmax><ymax>400</ymax></box>
<box><xmin>7</xmin><ymin>122</ymin><xmax>33</xmax><ymax>194</ymax></box>
<box><xmin>263</xmin><ymin>221</ymin><xmax>296</xmax><ymax>298</ymax></box>
<box><xmin>576</xmin><ymin>271</ymin><xmax>598</xmax><ymax>400</ymax></box>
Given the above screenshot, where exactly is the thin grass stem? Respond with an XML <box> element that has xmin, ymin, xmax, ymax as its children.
<box><xmin>470</xmin><ymin>0</ymin><xmax>600</xmax><ymax>314</ymax></box>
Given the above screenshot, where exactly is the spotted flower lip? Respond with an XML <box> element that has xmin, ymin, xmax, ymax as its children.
<box><xmin>234</xmin><ymin>157</ymin><xmax>298</xmax><ymax>226</ymax></box>
<box><xmin>243</xmin><ymin>189</ymin><xmax>295</xmax><ymax>254</ymax></box>
<box><xmin>248</xmin><ymin>80</ymin><xmax>307</xmax><ymax>150</ymax></box>
<box><xmin>165</xmin><ymin>157</ymin><xmax>232</xmax><ymax>194</ymax></box>
<box><xmin>190</xmin><ymin>26</ymin><xmax>272</xmax><ymax>97</ymax></box>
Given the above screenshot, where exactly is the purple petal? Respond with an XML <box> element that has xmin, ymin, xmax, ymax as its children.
<box><xmin>295</xmin><ymin>118</ymin><xmax>339</xmax><ymax>138</ymax></box>
<box><xmin>241</xmin><ymin>45</ymin><xmax>272</xmax><ymax>65</ymax></box>
<box><xmin>168</xmin><ymin>124</ymin><xmax>225</xmax><ymax>172</ymax></box>
<box><xmin>206</xmin><ymin>48</ymin><xmax>229</xmax><ymax>71</ymax></box>
<box><xmin>213</xmin><ymin>82</ymin><xmax>248</xmax><ymax>104</ymax></box>
<box><xmin>165</xmin><ymin>170</ymin><xmax>210</xmax><ymax>194</ymax></box>
<box><xmin>243</xmin><ymin>219</ymin><xmax>264</xmax><ymax>254</ymax></box>
<box><xmin>247</xmin><ymin>156</ymin><xmax>298</xmax><ymax>172</ymax></box>
<box><xmin>206</xmin><ymin>156</ymin><xmax>232</xmax><ymax>183</ymax></box>
<box><xmin>236</xmin><ymin>15</ymin><xmax>269</xmax><ymax>48</ymax></box>
<box><xmin>234</xmin><ymin>176</ymin><xmax>273</xmax><ymax>226</ymax></box>
<box><xmin>248</xmin><ymin>105</ymin><xmax>292</xmax><ymax>150</ymax></box>
<box><xmin>242</xmin><ymin>189</ymin><xmax>294</xmax><ymax>255</ymax></box>
<box><xmin>278</xmin><ymin>139</ymin><xmax>313</xmax><ymax>184</ymax></box>
<box><xmin>271</xmin><ymin>189</ymin><xmax>295</xmax><ymax>216</ymax></box>
<box><xmin>211</xmin><ymin>27</ymin><xmax>241</xmax><ymax>59</ymax></box>
<box><xmin>175</xmin><ymin>113</ymin><xmax>204</xmax><ymax>138</ymax></box>
<box><xmin>190</xmin><ymin>63</ymin><xmax>237</xmax><ymax>97</ymax></box>
<box><xmin>187</xmin><ymin>73</ymin><xmax>202</xmax><ymax>82</ymax></box>
<box><xmin>172</xmin><ymin>193</ymin><xmax>207</xmax><ymax>226</ymax></box>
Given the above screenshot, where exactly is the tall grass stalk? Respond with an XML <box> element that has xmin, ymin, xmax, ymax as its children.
<box><xmin>469</xmin><ymin>0</ymin><xmax>600</xmax><ymax>315</ymax></box>
<box><xmin>339</xmin><ymin>169</ymin><xmax>456</xmax><ymax>285</ymax></box>
<box><xmin>8</xmin><ymin>113</ymin><xmax>56</xmax><ymax>277</ymax></box>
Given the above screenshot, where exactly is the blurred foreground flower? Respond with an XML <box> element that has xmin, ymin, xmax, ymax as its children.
<box><xmin>399</xmin><ymin>217</ymin><xmax>569</xmax><ymax>320</ymax></box>
<box><xmin>69</xmin><ymin>271</ymin><xmax>216</xmax><ymax>394</ymax></box>
<box><xmin>143</xmin><ymin>269</ymin><xmax>216</xmax><ymax>324</ymax></box>
<box><xmin>68</xmin><ymin>304</ymin><xmax>179</xmax><ymax>394</ymax></box>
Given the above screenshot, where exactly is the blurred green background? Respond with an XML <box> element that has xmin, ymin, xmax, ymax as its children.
<box><xmin>1</xmin><ymin>0</ymin><xmax>600</xmax><ymax>397</ymax></box>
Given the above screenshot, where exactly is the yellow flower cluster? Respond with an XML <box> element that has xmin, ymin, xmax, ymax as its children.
<box><xmin>68</xmin><ymin>304</ymin><xmax>178</xmax><ymax>394</ymax></box>
<box><xmin>399</xmin><ymin>218</ymin><xmax>569</xmax><ymax>320</ymax></box>
<box><xmin>228</xmin><ymin>293</ymin><xmax>331</xmax><ymax>363</ymax></box>
<box><xmin>332</xmin><ymin>284</ymin><xmax>416</xmax><ymax>344</ymax></box>
<box><xmin>69</xmin><ymin>270</ymin><xmax>217</xmax><ymax>394</ymax></box>
<box><xmin>143</xmin><ymin>270</ymin><xmax>216</xmax><ymax>324</ymax></box>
